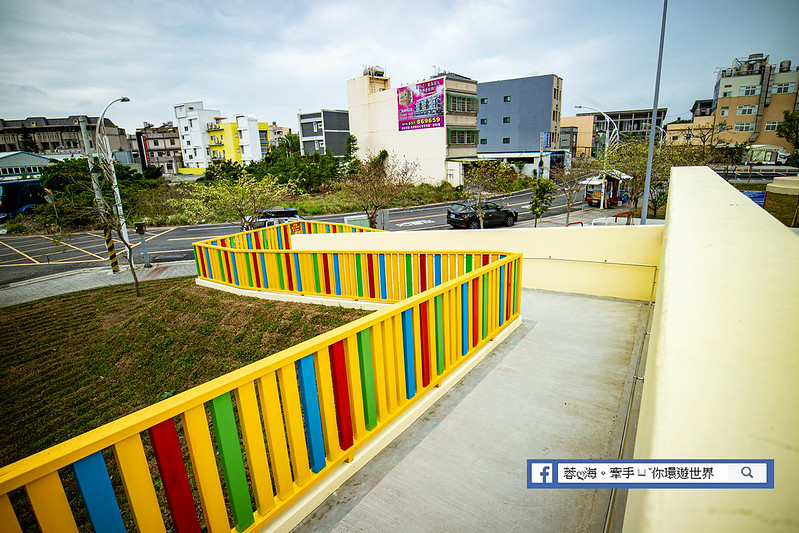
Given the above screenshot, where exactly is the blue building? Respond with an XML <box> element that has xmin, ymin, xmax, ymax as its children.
<box><xmin>477</xmin><ymin>75</ymin><xmax>563</xmax><ymax>156</ymax></box>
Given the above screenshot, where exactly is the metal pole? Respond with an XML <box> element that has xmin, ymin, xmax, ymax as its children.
<box><xmin>96</xmin><ymin>97</ymin><xmax>131</xmax><ymax>261</ymax></box>
<box><xmin>79</xmin><ymin>116</ymin><xmax>119</xmax><ymax>272</ymax></box>
<box><xmin>641</xmin><ymin>0</ymin><xmax>668</xmax><ymax>226</ymax></box>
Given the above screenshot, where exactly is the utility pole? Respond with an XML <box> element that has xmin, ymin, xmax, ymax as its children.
<box><xmin>79</xmin><ymin>116</ymin><xmax>119</xmax><ymax>272</ymax></box>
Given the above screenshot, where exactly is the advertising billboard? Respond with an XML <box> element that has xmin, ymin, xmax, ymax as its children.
<box><xmin>397</xmin><ymin>78</ymin><xmax>444</xmax><ymax>132</ymax></box>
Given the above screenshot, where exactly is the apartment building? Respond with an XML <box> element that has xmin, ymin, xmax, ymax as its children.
<box><xmin>268</xmin><ymin>122</ymin><xmax>292</xmax><ymax>150</ymax></box>
<box><xmin>560</xmin><ymin>114</ymin><xmax>596</xmax><ymax>157</ymax></box>
<box><xmin>476</xmin><ymin>75</ymin><xmax>563</xmax><ymax>155</ymax></box>
<box><xmin>174</xmin><ymin>101</ymin><xmax>222</xmax><ymax>168</ymax></box>
<box><xmin>298</xmin><ymin>110</ymin><xmax>350</xmax><ymax>156</ymax></box>
<box><xmin>0</xmin><ymin>116</ymin><xmax>130</xmax><ymax>155</ymax></box>
<box><xmin>206</xmin><ymin>115</ymin><xmax>270</xmax><ymax>164</ymax></box>
<box><xmin>130</xmin><ymin>122</ymin><xmax>183</xmax><ymax>175</ymax></box>
<box><xmin>347</xmin><ymin>66</ymin><xmax>478</xmax><ymax>184</ymax></box>
<box><xmin>712</xmin><ymin>53</ymin><xmax>798</xmax><ymax>150</ymax></box>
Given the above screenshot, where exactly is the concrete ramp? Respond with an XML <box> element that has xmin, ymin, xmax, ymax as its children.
<box><xmin>295</xmin><ymin>289</ymin><xmax>648</xmax><ymax>532</ymax></box>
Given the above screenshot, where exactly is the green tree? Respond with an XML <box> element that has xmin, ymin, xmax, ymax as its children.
<box><xmin>343</xmin><ymin>134</ymin><xmax>360</xmax><ymax>177</ymax></box>
<box><xmin>607</xmin><ymin>139</ymin><xmax>675</xmax><ymax>224</ymax></box>
<box><xmin>528</xmin><ymin>177</ymin><xmax>558</xmax><ymax>227</ymax></box>
<box><xmin>648</xmin><ymin>181</ymin><xmax>669</xmax><ymax>218</ymax></box>
<box><xmin>343</xmin><ymin>150</ymin><xmax>417</xmax><ymax>228</ymax></box>
<box><xmin>177</xmin><ymin>173</ymin><xmax>295</xmax><ymax>230</ymax></box>
<box><xmin>775</xmin><ymin>110</ymin><xmax>799</xmax><ymax>159</ymax></box>
<box><xmin>19</xmin><ymin>126</ymin><xmax>39</xmax><ymax>153</ymax></box>
<box><xmin>463</xmin><ymin>160</ymin><xmax>519</xmax><ymax>228</ymax></box>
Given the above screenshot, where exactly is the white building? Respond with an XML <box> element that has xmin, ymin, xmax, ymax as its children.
<box><xmin>347</xmin><ymin>67</ymin><xmax>479</xmax><ymax>185</ymax></box>
<box><xmin>235</xmin><ymin>114</ymin><xmax>264</xmax><ymax>164</ymax></box>
<box><xmin>174</xmin><ymin>101</ymin><xmax>222</xmax><ymax>168</ymax></box>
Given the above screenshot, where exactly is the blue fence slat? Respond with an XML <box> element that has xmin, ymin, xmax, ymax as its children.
<box><xmin>379</xmin><ymin>254</ymin><xmax>387</xmax><ymax>300</ymax></box>
<box><xmin>333</xmin><ymin>254</ymin><xmax>342</xmax><ymax>295</ymax></box>
<box><xmin>294</xmin><ymin>253</ymin><xmax>302</xmax><ymax>292</ymax></box>
<box><xmin>73</xmin><ymin>452</ymin><xmax>126</xmax><ymax>533</ymax></box>
<box><xmin>296</xmin><ymin>355</ymin><xmax>327</xmax><ymax>473</ymax></box>
<box><xmin>434</xmin><ymin>254</ymin><xmax>442</xmax><ymax>286</ymax></box>
<box><xmin>260</xmin><ymin>252</ymin><xmax>269</xmax><ymax>288</ymax></box>
<box><xmin>461</xmin><ymin>283</ymin><xmax>468</xmax><ymax>356</ymax></box>
<box><xmin>402</xmin><ymin>309</ymin><xmax>416</xmax><ymax>399</ymax></box>
<box><xmin>498</xmin><ymin>265</ymin><xmax>505</xmax><ymax>327</ymax></box>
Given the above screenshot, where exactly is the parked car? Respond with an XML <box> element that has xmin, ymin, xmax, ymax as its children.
<box><xmin>447</xmin><ymin>201</ymin><xmax>517</xmax><ymax>229</ymax></box>
<box><xmin>253</xmin><ymin>206</ymin><xmax>300</xmax><ymax>228</ymax></box>
<box><xmin>0</xmin><ymin>179</ymin><xmax>48</xmax><ymax>223</ymax></box>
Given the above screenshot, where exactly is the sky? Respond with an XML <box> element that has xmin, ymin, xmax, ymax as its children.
<box><xmin>1</xmin><ymin>0</ymin><xmax>797</xmax><ymax>136</ymax></box>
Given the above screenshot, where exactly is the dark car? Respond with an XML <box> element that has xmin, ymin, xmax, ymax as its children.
<box><xmin>253</xmin><ymin>206</ymin><xmax>300</xmax><ymax>228</ymax></box>
<box><xmin>447</xmin><ymin>201</ymin><xmax>517</xmax><ymax>229</ymax></box>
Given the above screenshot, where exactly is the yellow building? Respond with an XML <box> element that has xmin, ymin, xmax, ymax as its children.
<box><xmin>206</xmin><ymin>115</ymin><xmax>271</xmax><ymax>165</ymax></box>
<box><xmin>560</xmin><ymin>114</ymin><xmax>596</xmax><ymax>156</ymax></box>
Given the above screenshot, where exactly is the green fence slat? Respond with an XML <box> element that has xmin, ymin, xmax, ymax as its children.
<box><xmin>355</xmin><ymin>254</ymin><xmax>364</xmax><ymax>298</ymax></box>
<box><xmin>435</xmin><ymin>294</ymin><xmax>444</xmax><ymax>375</ymax></box>
<box><xmin>312</xmin><ymin>253</ymin><xmax>321</xmax><ymax>293</ymax></box>
<box><xmin>466</xmin><ymin>254</ymin><xmax>473</xmax><ymax>273</ymax></box>
<box><xmin>357</xmin><ymin>329</ymin><xmax>377</xmax><ymax>430</ymax></box>
<box><xmin>482</xmin><ymin>273</ymin><xmax>488</xmax><ymax>340</ymax></box>
<box><xmin>405</xmin><ymin>254</ymin><xmax>413</xmax><ymax>297</ymax></box>
<box><xmin>209</xmin><ymin>393</ymin><xmax>254</xmax><ymax>531</ymax></box>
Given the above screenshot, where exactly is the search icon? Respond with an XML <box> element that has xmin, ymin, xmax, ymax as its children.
<box><xmin>741</xmin><ymin>466</ymin><xmax>754</xmax><ymax>478</ymax></box>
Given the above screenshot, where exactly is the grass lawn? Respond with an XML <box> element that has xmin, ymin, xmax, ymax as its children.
<box><xmin>0</xmin><ymin>278</ymin><xmax>369</xmax><ymax>467</ymax></box>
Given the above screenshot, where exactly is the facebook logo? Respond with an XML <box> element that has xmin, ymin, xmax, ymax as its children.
<box><xmin>528</xmin><ymin>461</ymin><xmax>555</xmax><ymax>487</ymax></box>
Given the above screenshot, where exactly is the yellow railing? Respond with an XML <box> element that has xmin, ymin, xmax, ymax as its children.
<box><xmin>0</xmin><ymin>221</ymin><xmax>522</xmax><ymax>532</ymax></box>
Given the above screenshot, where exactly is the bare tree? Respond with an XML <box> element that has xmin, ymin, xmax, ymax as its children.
<box><xmin>343</xmin><ymin>150</ymin><xmax>418</xmax><ymax>228</ymax></box>
<box><xmin>549</xmin><ymin>156</ymin><xmax>601</xmax><ymax>225</ymax></box>
<box><xmin>608</xmin><ymin>139</ymin><xmax>674</xmax><ymax>225</ymax></box>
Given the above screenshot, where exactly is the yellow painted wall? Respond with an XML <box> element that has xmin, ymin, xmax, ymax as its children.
<box><xmin>177</xmin><ymin>167</ymin><xmax>205</xmax><ymax>175</ymax></box>
<box><xmin>624</xmin><ymin>167</ymin><xmax>799</xmax><ymax>532</ymax></box>
<box><xmin>293</xmin><ymin>225</ymin><xmax>663</xmax><ymax>302</ymax></box>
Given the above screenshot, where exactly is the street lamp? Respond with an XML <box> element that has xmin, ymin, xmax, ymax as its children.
<box><xmin>643</xmin><ymin>122</ymin><xmax>667</xmax><ymax>144</ymax></box>
<box><xmin>96</xmin><ymin>97</ymin><xmax>131</xmax><ymax>261</ymax></box>
<box><xmin>576</xmin><ymin>104</ymin><xmax>619</xmax><ymax>209</ymax></box>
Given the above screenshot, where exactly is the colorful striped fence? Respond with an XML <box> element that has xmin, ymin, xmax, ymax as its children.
<box><xmin>0</xmin><ymin>220</ymin><xmax>522</xmax><ymax>532</ymax></box>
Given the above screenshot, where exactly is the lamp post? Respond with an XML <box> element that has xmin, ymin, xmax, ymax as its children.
<box><xmin>643</xmin><ymin>122</ymin><xmax>667</xmax><ymax>144</ymax></box>
<box><xmin>96</xmin><ymin>97</ymin><xmax>131</xmax><ymax>261</ymax></box>
<box><xmin>576</xmin><ymin>105</ymin><xmax>619</xmax><ymax>209</ymax></box>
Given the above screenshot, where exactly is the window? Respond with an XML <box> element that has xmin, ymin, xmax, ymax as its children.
<box><xmin>672</xmin><ymin>135</ymin><xmax>679</xmax><ymax>141</ymax></box>
<box><xmin>739</xmin><ymin>86</ymin><xmax>760</xmax><ymax>96</ymax></box>
<box><xmin>718</xmin><ymin>124</ymin><xmax>727</xmax><ymax>133</ymax></box>
<box><xmin>721</xmin><ymin>91</ymin><xmax>732</xmax><ymax>98</ymax></box>
<box><xmin>170</xmin><ymin>139</ymin><xmax>176</xmax><ymax>145</ymax></box>
<box><xmin>737</xmin><ymin>105</ymin><xmax>757</xmax><ymax>115</ymax></box>
<box><xmin>553</xmin><ymin>110</ymin><xmax>557</xmax><ymax>121</ymax></box>
<box><xmin>186</xmin><ymin>140</ymin><xmax>191</xmax><ymax>146</ymax></box>
<box><xmin>153</xmin><ymin>139</ymin><xmax>159</xmax><ymax>146</ymax></box>
<box><xmin>184</xmin><ymin>126</ymin><xmax>188</xmax><ymax>131</ymax></box>
<box><xmin>503</xmin><ymin>117</ymin><xmax>511</xmax><ymax>123</ymax></box>
<box><xmin>480</xmin><ymin>118</ymin><xmax>487</xmax><ymax>125</ymax></box>
<box><xmin>733</xmin><ymin>122</ymin><xmax>755</xmax><ymax>132</ymax></box>
<box><xmin>448</xmin><ymin>129</ymin><xmax>478</xmax><ymax>145</ymax></box>
<box><xmin>503</xmin><ymin>95</ymin><xmax>511</xmax><ymax>102</ymax></box>
<box><xmin>447</xmin><ymin>95</ymin><xmax>478</xmax><ymax>113</ymax></box>
<box><xmin>721</xmin><ymin>107</ymin><xmax>729</xmax><ymax>116</ymax></box>
<box><xmin>773</xmin><ymin>82</ymin><xmax>796</xmax><ymax>94</ymax></box>
<box><xmin>480</xmin><ymin>98</ymin><xmax>488</xmax><ymax>104</ymax></box>
<box><xmin>480</xmin><ymin>138</ymin><xmax>487</xmax><ymax>144</ymax></box>
<box><xmin>313</xmin><ymin>123</ymin><xmax>318</xmax><ymax>132</ymax></box>
<box><xmin>503</xmin><ymin>137</ymin><xmax>510</xmax><ymax>144</ymax></box>
<box><xmin>765</xmin><ymin>121</ymin><xmax>780</xmax><ymax>131</ymax></box>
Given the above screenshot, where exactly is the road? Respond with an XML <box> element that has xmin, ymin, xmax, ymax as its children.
<box><xmin>1</xmin><ymin>167</ymin><xmax>786</xmax><ymax>286</ymax></box>
<box><xmin>0</xmin><ymin>189</ymin><xmax>571</xmax><ymax>286</ymax></box>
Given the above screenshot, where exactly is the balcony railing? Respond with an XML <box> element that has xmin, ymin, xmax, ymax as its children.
<box><xmin>0</xmin><ymin>220</ymin><xmax>521</xmax><ymax>532</ymax></box>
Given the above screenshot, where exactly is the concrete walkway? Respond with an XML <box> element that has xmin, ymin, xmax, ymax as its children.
<box><xmin>295</xmin><ymin>289</ymin><xmax>648</xmax><ymax>533</ymax></box>
<box><xmin>0</xmin><ymin>260</ymin><xmax>198</xmax><ymax>308</ymax></box>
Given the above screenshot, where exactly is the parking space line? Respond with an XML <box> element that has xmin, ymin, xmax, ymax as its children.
<box><xmin>0</xmin><ymin>239</ymin><xmax>40</xmax><ymax>264</ymax></box>
<box><xmin>37</xmin><ymin>235</ymin><xmax>106</xmax><ymax>260</ymax></box>
<box><xmin>169</xmin><ymin>236</ymin><xmax>227</xmax><ymax>241</ymax></box>
<box><xmin>146</xmin><ymin>227</ymin><xmax>176</xmax><ymax>242</ymax></box>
